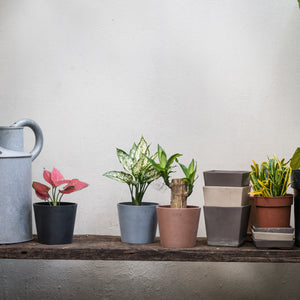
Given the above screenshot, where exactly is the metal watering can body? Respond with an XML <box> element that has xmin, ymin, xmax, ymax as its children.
<box><xmin>0</xmin><ymin>119</ymin><xmax>43</xmax><ymax>244</ymax></box>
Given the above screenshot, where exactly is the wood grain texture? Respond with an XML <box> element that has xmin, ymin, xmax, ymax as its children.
<box><xmin>0</xmin><ymin>235</ymin><xmax>299</xmax><ymax>262</ymax></box>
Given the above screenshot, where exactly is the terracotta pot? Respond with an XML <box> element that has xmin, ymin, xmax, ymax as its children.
<box><xmin>156</xmin><ymin>205</ymin><xmax>200</xmax><ymax>248</ymax></box>
<box><xmin>254</xmin><ymin>194</ymin><xmax>293</xmax><ymax>228</ymax></box>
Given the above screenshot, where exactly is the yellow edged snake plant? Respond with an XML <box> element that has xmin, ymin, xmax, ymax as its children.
<box><xmin>250</xmin><ymin>154</ymin><xmax>291</xmax><ymax>197</ymax></box>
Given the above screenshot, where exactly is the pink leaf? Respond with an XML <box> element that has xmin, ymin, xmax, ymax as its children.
<box><xmin>60</xmin><ymin>179</ymin><xmax>88</xmax><ymax>194</ymax></box>
<box><xmin>55</xmin><ymin>180</ymin><xmax>71</xmax><ymax>186</ymax></box>
<box><xmin>51</xmin><ymin>168</ymin><xmax>66</xmax><ymax>187</ymax></box>
<box><xmin>32</xmin><ymin>182</ymin><xmax>50</xmax><ymax>200</ymax></box>
<box><xmin>43</xmin><ymin>170</ymin><xmax>55</xmax><ymax>187</ymax></box>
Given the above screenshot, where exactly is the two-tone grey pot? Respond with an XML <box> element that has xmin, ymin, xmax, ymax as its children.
<box><xmin>117</xmin><ymin>202</ymin><xmax>158</xmax><ymax>244</ymax></box>
<box><xmin>203</xmin><ymin>170</ymin><xmax>250</xmax><ymax>187</ymax></box>
<box><xmin>204</xmin><ymin>205</ymin><xmax>251</xmax><ymax>247</ymax></box>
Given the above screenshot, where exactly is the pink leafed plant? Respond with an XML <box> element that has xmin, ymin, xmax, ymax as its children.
<box><xmin>32</xmin><ymin>168</ymin><xmax>88</xmax><ymax>206</ymax></box>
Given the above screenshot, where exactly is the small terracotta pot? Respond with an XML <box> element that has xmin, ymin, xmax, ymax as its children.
<box><xmin>254</xmin><ymin>194</ymin><xmax>293</xmax><ymax>228</ymax></box>
<box><xmin>156</xmin><ymin>205</ymin><xmax>200</xmax><ymax>248</ymax></box>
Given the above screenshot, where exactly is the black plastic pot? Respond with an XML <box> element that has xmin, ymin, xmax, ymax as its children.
<box><xmin>292</xmin><ymin>170</ymin><xmax>300</xmax><ymax>246</ymax></box>
<box><xmin>33</xmin><ymin>202</ymin><xmax>77</xmax><ymax>245</ymax></box>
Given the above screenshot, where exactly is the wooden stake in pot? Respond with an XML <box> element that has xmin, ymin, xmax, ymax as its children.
<box><xmin>170</xmin><ymin>179</ymin><xmax>188</xmax><ymax>208</ymax></box>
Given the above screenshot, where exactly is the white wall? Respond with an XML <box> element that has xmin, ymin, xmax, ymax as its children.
<box><xmin>1</xmin><ymin>0</ymin><xmax>300</xmax><ymax>299</ymax></box>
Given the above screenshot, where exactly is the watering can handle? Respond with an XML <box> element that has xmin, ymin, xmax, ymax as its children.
<box><xmin>11</xmin><ymin>119</ymin><xmax>44</xmax><ymax>161</ymax></box>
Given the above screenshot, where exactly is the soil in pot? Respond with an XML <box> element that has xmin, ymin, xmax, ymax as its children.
<box><xmin>254</xmin><ymin>195</ymin><xmax>293</xmax><ymax>228</ymax></box>
<box><xmin>33</xmin><ymin>202</ymin><xmax>77</xmax><ymax>245</ymax></box>
<box><xmin>156</xmin><ymin>205</ymin><xmax>200</xmax><ymax>248</ymax></box>
<box><xmin>117</xmin><ymin>202</ymin><xmax>158</xmax><ymax>244</ymax></box>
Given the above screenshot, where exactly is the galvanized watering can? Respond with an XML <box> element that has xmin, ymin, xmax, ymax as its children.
<box><xmin>0</xmin><ymin>119</ymin><xmax>43</xmax><ymax>244</ymax></box>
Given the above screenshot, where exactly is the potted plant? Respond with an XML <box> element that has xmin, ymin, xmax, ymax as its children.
<box><xmin>32</xmin><ymin>168</ymin><xmax>88</xmax><ymax>244</ymax></box>
<box><xmin>103</xmin><ymin>136</ymin><xmax>161</xmax><ymax>244</ymax></box>
<box><xmin>290</xmin><ymin>148</ymin><xmax>300</xmax><ymax>246</ymax></box>
<box><xmin>146</xmin><ymin>145</ymin><xmax>199</xmax><ymax>248</ymax></box>
<box><xmin>250</xmin><ymin>154</ymin><xmax>292</xmax><ymax>228</ymax></box>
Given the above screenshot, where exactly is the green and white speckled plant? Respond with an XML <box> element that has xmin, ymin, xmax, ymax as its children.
<box><xmin>103</xmin><ymin>137</ymin><xmax>160</xmax><ymax>206</ymax></box>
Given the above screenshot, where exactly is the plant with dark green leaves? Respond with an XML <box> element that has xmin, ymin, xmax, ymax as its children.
<box><xmin>250</xmin><ymin>154</ymin><xmax>291</xmax><ymax>197</ymax></box>
<box><xmin>146</xmin><ymin>145</ymin><xmax>198</xmax><ymax>197</ymax></box>
<box><xmin>290</xmin><ymin>148</ymin><xmax>300</xmax><ymax>170</ymax></box>
<box><xmin>103</xmin><ymin>137</ymin><xmax>160</xmax><ymax>206</ymax></box>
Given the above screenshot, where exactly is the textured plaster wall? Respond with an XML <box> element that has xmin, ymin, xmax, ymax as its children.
<box><xmin>0</xmin><ymin>0</ymin><xmax>300</xmax><ymax>299</ymax></box>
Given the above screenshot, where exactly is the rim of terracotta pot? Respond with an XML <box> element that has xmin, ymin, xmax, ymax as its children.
<box><xmin>254</xmin><ymin>194</ymin><xmax>293</xmax><ymax>207</ymax></box>
<box><xmin>157</xmin><ymin>205</ymin><xmax>200</xmax><ymax>210</ymax></box>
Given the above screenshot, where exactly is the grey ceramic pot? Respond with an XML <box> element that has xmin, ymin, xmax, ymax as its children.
<box><xmin>203</xmin><ymin>170</ymin><xmax>250</xmax><ymax>187</ymax></box>
<box><xmin>117</xmin><ymin>202</ymin><xmax>158</xmax><ymax>244</ymax></box>
<box><xmin>204</xmin><ymin>205</ymin><xmax>251</xmax><ymax>247</ymax></box>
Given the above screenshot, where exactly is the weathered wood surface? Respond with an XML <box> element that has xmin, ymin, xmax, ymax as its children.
<box><xmin>0</xmin><ymin>235</ymin><xmax>300</xmax><ymax>262</ymax></box>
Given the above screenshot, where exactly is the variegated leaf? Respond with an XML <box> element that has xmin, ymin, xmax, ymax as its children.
<box><xmin>117</xmin><ymin>148</ymin><xmax>133</xmax><ymax>172</ymax></box>
<box><xmin>103</xmin><ymin>171</ymin><xmax>134</xmax><ymax>184</ymax></box>
<box><xmin>143</xmin><ymin>167</ymin><xmax>161</xmax><ymax>183</ymax></box>
<box><xmin>129</xmin><ymin>143</ymin><xmax>137</xmax><ymax>160</ymax></box>
<box><xmin>135</xmin><ymin>136</ymin><xmax>149</xmax><ymax>162</ymax></box>
<box><xmin>132</xmin><ymin>157</ymin><xmax>145</xmax><ymax>178</ymax></box>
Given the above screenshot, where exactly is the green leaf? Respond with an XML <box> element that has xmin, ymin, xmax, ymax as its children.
<box><xmin>145</xmin><ymin>155</ymin><xmax>164</xmax><ymax>171</ymax></box>
<box><xmin>116</xmin><ymin>149</ymin><xmax>133</xmax><ymax>172</ymax></box>
<box><xmin>166</xmin><ymin>153</ymin><xmax>182</xmax><ymax>169</ymax></box>
<box><xmin>179</xmin><ymin>163</ymin><xmax>188</xmax><ymax>177</ymax></box>
<box><xmin>159</xmin><ymin>150</ymin><xmax>167</xmax><ymax>168</ymax></box>
<box><xmin>158</xmin><ymin>145</ymin><xmax>163</xmax><ymax>160</ymax></box>
<box><xmin>291</xmin><ymin>148</ymin><xmax>300</xmax><ymax>169</ymax></box>
<box><xmin>135</xmin><ymin>136</ymin><xmax>148</xmax><ymax>162</ymax></box>
<box><xmin>103</xmin><ymin>171</ymin><xmax>134</xmax><ymax>185</ymax></box>
<box><xmin>129</xmin><ymin>143</ymin><xmax>137</xmax><ymax>160</ymax></box>
<box><xmin>143</xmin><ymin>167</ymin><xmax>161</xmax><ymax>183</ymax></box>
<box><xmin>132</xmin><ymin>157</ymin><xmax>145</xmax><ymax>178</ymax></box>
<box><xmin>188</xmin><ymin>159</ymin><xmax>195</xmax><ymax>175</ymax></box>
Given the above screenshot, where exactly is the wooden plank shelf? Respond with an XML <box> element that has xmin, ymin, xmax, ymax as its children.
<box><xmin>0</xmin><ymin>235</ymin><xmax>300</xmax><ymax>263</ymax></box>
